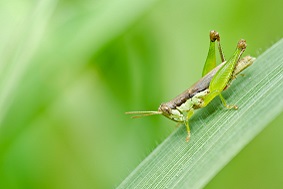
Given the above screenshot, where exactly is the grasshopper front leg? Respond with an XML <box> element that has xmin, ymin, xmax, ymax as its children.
<box><xmin>182</xmin><ymin>89</ymin><xmax>209</xmax><ymax>142</ymax></box>
<box><xmin>203</xmin><ymin>39</ymin><xmax>247</xmax><ymax>108</ymax></box>
<box><xmin>184</xmin><ymin>110</ymin><xmax>194</xmax><ymax>142</ymax></box>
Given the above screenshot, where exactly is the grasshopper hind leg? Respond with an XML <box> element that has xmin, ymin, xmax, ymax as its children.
<box><xmin>202</xmin><ymin>30</ymin><xmax>226</xmax><ymax>77</ymax></box>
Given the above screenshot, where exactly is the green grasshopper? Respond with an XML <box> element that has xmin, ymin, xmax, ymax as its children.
<box><xmin>126</xmin><ymin>30</ymin><xmax>256</xmax><ymax>142</ymax></box>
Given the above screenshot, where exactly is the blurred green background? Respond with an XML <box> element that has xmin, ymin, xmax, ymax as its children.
<box><xmin>0</xmin><ymin>0</ymin><xmax>282</xmax><ymax>188</ymax></box>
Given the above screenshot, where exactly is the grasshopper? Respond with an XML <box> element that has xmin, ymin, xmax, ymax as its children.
<box><xmin>126</xmin><ymin>30</ymin><xmax>256</xmax><ymax>142</ymax></box>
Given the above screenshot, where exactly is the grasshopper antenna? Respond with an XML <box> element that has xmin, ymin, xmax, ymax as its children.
<box><xmin>125</xmin><ymin>111</ymin><xmax>162</xmax><ymax>118</ymax></box>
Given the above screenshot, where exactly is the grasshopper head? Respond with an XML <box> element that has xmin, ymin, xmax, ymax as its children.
<box><xmin>125</xmin><ymin>103</ymin><xmax>172</xmax><ymax>119</ymax></box>
<box><xmin>158</xmin><ymin>103</ymin><xmax>183</xmax><ymax>122</ymax></box>
<box><xmin>126</xmin><ymin>103</ymin><xmax>182</xmax><ymax>122</ymax></box>
<box><xmin>158</xmin><ymin>103</ymin><xmax>172</xmax><ymax>117</ymax></box>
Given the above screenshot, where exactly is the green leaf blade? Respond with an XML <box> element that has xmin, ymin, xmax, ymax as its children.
<box><xmin>118</xmin><ymin>39</ymin><xmax>283</xmax><ymax>189</ymax></box>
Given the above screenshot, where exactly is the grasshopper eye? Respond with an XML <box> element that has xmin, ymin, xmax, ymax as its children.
<box><xmin>158</xmin><ymin>103</ymin><xmax>172</xmax><ymax>115</ymax></box>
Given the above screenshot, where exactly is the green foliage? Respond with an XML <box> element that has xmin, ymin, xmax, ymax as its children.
<box><xmin>118</xmin><ymin>40</ymin><xmax>283</xmax><ymax>188</ymax></box>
